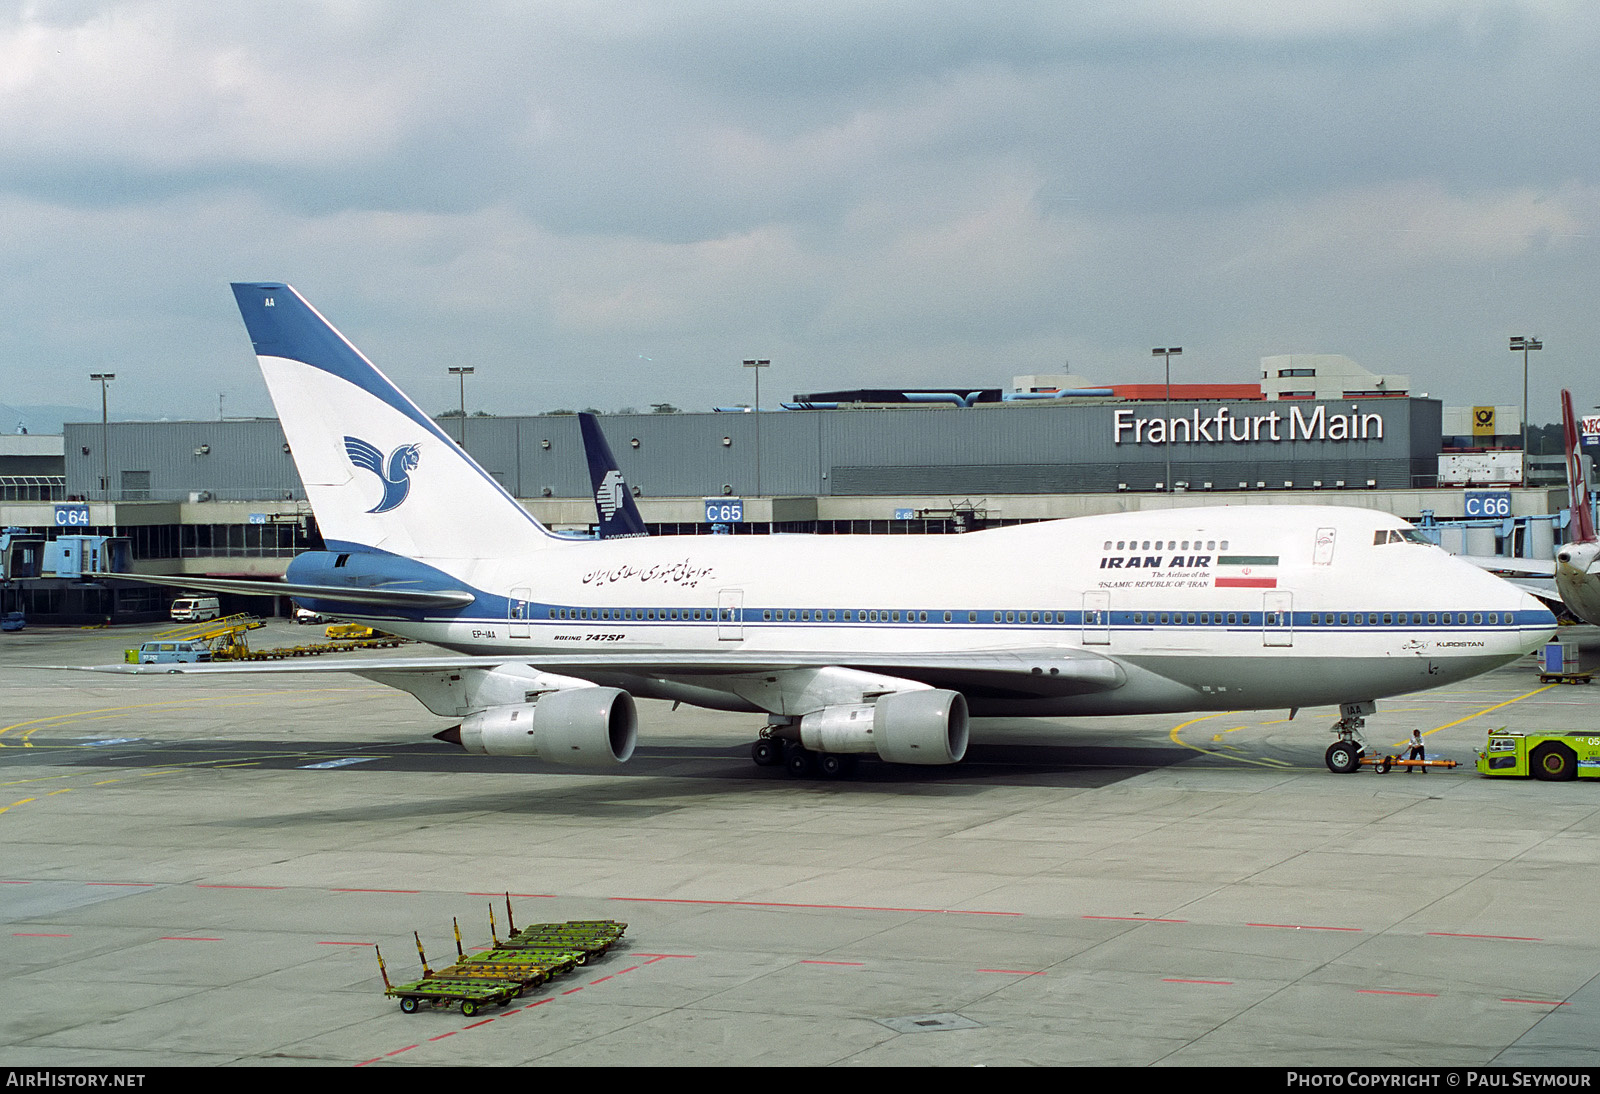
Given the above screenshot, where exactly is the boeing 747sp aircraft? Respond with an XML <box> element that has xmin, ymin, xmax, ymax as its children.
<box><xmin>94</xmin><ymin>283</ymin><xmax>1556</xmax><ymax>776</ymax></box>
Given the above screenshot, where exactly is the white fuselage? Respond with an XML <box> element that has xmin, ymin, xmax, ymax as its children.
<box><xmin>337</xmin><ymin>505</ymin><xmax>1551</xmax><ymax>717</ymax></box>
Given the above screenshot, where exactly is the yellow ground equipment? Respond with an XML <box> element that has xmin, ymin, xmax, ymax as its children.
<box><xmin>1478</xmin><ymin>730</ymin><xmax>1600</xmax><ymax>780</ymax></box>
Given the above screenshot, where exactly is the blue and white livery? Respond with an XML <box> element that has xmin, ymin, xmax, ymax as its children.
<box><xmin>99</xmin><ymin>282</ymin><xmax>1557</xmax><ymax>776</ymax></box>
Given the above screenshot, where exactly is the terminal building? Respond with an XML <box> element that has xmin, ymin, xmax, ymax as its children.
<box><xmin>0</xmin><ymin>354</ymin><xmax>1587</xmax><ymax>623</ymax></box>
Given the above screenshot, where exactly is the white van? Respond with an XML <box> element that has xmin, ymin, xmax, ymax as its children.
<box><xmin>170</xmin><ymin>596</ymin><xmax>221</xmax><ymax>622</ymax></box>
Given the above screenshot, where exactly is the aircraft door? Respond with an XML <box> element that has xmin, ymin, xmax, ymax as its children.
<box><xmin>1082</xmin><ymin>591</ymin><xmax>1111</xmax><ymax>645</ymax></box>
<box><xmin>509</xmin><ymin>586</ymin><xmax>532</xmax><ymax>639</ymax></box>
<box><xmin>1313</xmin><ymin>527</ymin><xmax>1336</xmax><ymax>566</ymax></box>
<box><xmin>1263</xmin><ymin>590</ymin><xmax>1292</xmax><ymax>647</ymax></box>
<box><xmin>718</xmin><ymin>588</ymin><xmax>743</xmax><ymax>641</ymax></box>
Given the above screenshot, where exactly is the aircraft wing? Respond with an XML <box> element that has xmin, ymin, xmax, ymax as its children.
<box><xmin>1454</xmin><ymin>554</ymin><xmax>1556</xmax><ymax>579</ymax></box>
<box><xmin>1452</xmin><ymin>554</ymin><xmax>1559</xmax><ymax>602</ymax></box>
<box><xmin>76</xmin><ymin>647</ymin><xmax>1126</xmax><ymax>698</ymax></box>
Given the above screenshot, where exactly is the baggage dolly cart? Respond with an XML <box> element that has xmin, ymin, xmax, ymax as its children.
<box><xmin>499</xmin><ymin>894</ymin><xmax>628</xmax><ymax>959</ymax></box>
<box><xmin>486</xmin><ymin>902</ymin><xmax>592</xmax><ymax>967</ymax></box>
<box><xmin>438</xmin><ymin>918</ymin><xmax>560</xmax><ymax>989</ymax></box>
<box><xmin>377</xmin><ymin>938</ymin><xmax>519</xmax><ymax>1016</ymax></box>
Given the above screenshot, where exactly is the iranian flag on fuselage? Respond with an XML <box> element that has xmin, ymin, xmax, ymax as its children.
<box><xmin>1215</xmin><ymin>554</ymin><xmax>1278</xmax><ymax>588</ymax></box>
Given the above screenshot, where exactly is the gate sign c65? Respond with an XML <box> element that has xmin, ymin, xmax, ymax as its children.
<box><xmin>704</xmin><ymin>498</ymin><xmax>744</xmax><ymax>523</ymax></box>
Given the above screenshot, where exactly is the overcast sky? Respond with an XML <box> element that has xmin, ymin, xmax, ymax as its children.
<box><xmin>1</xmin><ymin>1</ymin><xmax>1596</xmax><ymax>429</ymax></box>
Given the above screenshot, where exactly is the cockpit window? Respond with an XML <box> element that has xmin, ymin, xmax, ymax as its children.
<box><xmin>1374</xmin><ymin>529</ymin><xmax>1432</xmax><ymax>545</ymax></box>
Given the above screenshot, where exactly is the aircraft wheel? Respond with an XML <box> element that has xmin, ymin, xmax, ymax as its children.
<box><xmin>1531</xmin><ymin>742</ymin><xmax>1577</xmax><ymax>781</ymax></box>
<box><xmin>818</xmin><ymin>753</ymin><xmax>856</xmax><ymax>779</ymax></box>
<box><xmin>785</xmin><ymin>746</ymin><xmax>815</xmax><ymax>777</ymax></box>
<box><xmin>1325</xmin><ymin>741</ymin><xmax>1361</xmax><ymax>774</ymax></box>
<box><xmin>751</xmin><ymin>739</ymin><xmax>783</xmax><ymax>767</ymax></box>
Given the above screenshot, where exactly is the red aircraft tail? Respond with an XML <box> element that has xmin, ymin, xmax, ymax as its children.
<box><xmin>1561</xmin><ymin>389</ymin><xmax>1596</xmax><ymax>543</ymax></box>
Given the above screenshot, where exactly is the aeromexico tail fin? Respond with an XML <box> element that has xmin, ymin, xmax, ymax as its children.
<box><xmin>231</xmin><ymin>283</ymin><xmax>553</xmax><ymax>559</ymax></box>
<box><xmin>1561</xmin><ymin>389</ymin><xmax>1596</xmax><ymax>544</ymax></box>
<box><xmin>578</xmin><ymin>413</ymin><xmax>648</xmax><ymax>539</ymax></box>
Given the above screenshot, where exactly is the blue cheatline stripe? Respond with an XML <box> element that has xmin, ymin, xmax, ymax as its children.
<box><xmin>431</xmin><ymin>603</ymin><xmax>1556</xmax><ymax>634</ymax></box>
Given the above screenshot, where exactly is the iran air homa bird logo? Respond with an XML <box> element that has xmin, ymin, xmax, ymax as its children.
<box><xmin>344</xmin><ymin>436</ymin><xmax>421</xmax><ymax>513</ymax></box>
<box><xmin>596</xmin><ymin>469</ymin><xmax>625</xmax><ymax>521</ymax></box>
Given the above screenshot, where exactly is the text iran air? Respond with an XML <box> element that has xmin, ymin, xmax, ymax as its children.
<box><xmin>1113</xmin><ymin>405</ymin><xmax>1384</xmax><ymax>445</ymax></box>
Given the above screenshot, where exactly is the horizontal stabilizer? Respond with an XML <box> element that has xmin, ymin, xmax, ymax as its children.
<box><xmin>80</xmin><ymin>571</ymin><xmax>475</xmax><ymax>610</ymax></box>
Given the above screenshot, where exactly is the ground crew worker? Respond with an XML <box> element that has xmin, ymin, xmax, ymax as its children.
<box><xmin>1405</xmin><ymin>729</ymin><xmax>1426</xmax><ymax>773</ymax></box>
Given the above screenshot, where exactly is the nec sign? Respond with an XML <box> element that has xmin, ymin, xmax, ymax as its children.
<box><xmin>54</xmin><ymin>504</ymin><xmax>91</xmax><ymax>527</ymax></box>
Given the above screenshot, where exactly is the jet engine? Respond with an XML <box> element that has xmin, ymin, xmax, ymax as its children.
<box><xmin>798</xmin><ymin>689</ymin><xmax>968</xmax><ymax>765</ymax></box>
<box><xmin>444</xmin><ymin>687</ymin><xmax>637</xmax><ymax>766</ymax></box>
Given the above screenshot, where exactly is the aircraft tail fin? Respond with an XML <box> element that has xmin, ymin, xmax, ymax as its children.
<box><xmin>578</xmin><ymin>413</ymin><xmax>648</xmax><ymax>539</ymax></box>
<box><xmin>231</xmin><ymin>283</ymin><xmax>552</xmax><ymax>560</ymax></box>
<box><xmin>1561</xmin><ymin>389</ymin><xmax>1596</xmax><ymax>544</ymax></box>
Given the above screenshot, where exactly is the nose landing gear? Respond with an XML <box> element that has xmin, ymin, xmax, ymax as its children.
<box><xmin>1325</xmin><ymin>700</ymin><xmax>1375</xmax><ymax>774</ymax></box>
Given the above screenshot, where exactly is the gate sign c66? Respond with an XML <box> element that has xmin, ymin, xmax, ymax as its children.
<box><xmin>1465</xmin><ymin>490</ymin><xmax>1512</xmax><ymax>518</ymax></box>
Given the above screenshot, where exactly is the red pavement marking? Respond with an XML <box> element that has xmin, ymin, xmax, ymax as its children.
<box><xmin>1358</xmin><ymin>989</ymin><xmax>1439</xmax><ymax>998</ymax></box>
<box><xmin>1247</xmin><ymin>922</ymin><xmax>1362</xmax><ymax>932</ymax></box>
<box><xmin>611</xmin><ymin>895</ymin><xmax>1017</xmax><ymax>916</ymax></box>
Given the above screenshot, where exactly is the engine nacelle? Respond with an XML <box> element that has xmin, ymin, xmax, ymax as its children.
<box><xmin>798</xmin><ymin>689</ymin><xmax>968</xmax><ymax>765</ymax></box>
<box><xmin>455</xmin><ymin>687</ymin><xmax>637</xmax><ymax>766</ymax></box>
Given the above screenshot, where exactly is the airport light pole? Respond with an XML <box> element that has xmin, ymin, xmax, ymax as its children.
<box><xmin>1509</xmin><ymin>336</ymin><xmax>1541</xmax><ymax>461</ymax></box>
<box><xmin>1152</xmin><ymin>347</ymin><xmax>1182</xmax><ymax>493</ymax></box>
<box><xmin>743</xmin><ymin>359</ymin><xmax>770</xmax><ymax>497</ymax></box>
<box><xmin>90</xmin><ymin>372</ymin><xmax>115</xmax><ymax>502</ymax></box>
<box><xmin>448</xmin><ymin>366</ymin><xmax>474</xmax><ymax>447</ymax></box>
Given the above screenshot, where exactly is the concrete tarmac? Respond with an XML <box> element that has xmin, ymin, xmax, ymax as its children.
<box><xmin>3</xmin><ymin>621</ymin><xmax>1599</xmax><ymax>1067</ymax></box>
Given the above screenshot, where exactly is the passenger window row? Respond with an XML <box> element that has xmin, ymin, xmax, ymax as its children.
<box><xmin>1102</xmin><ymin>538</ymin><xmax>1230</xmax><ymax>551</ymax></box>
<box><xmin>542</xmin><ymin>607</ymin><xmax>1511</xmax><ymax>626</ymax></box>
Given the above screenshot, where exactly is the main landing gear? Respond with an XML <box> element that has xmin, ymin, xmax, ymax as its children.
<box><xmin>1324</xmin><ymin>700</ymin><xmax>1376</xmax><ymax>774</ymax></box>
<box><xmin>750</xmin><ymin>726</ymin><xmax>859</xmax><ymax>779</ymax></box>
